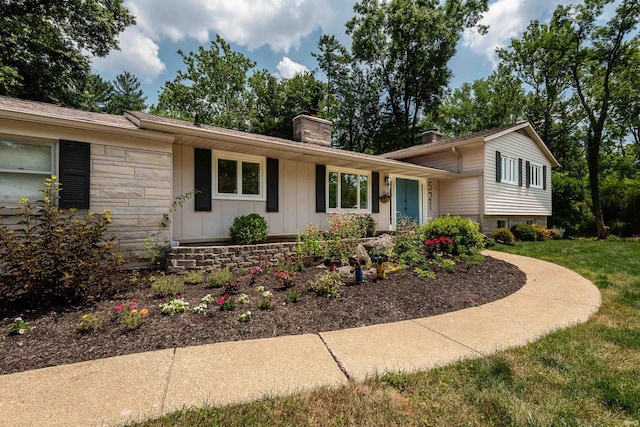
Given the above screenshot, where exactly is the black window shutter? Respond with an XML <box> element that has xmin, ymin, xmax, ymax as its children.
<box><xmin>518</xmin><ymin>158</ymin><xmax>523</xmax><ymax>186</ymax></box>
<box><xmin>371</xmin><ymin>171</ymin><xmax>380</xmax><ymax>213</ymax></box>
<box><xmin>525</xmin><ymin>161</ymin><xmax>531</xmax><ymax>188</ymax></box>
<box><xmin>495</xmin><ymin>151</ymin><xmax>501</xmax><ymax>182</ymax></box>
<box><xmin>315</xmin><ymin>164</ymin><xmax>326</xmax><ymax>213</ymax></box>
<box><xmin>543</xmin><ymin>165</ymin><xmax>547</xmax><ymax>190</ymax></box>
<box><xmin>59</xmin><ymin>140</ymin><xmax>90</xmax><ymax>209</ymax></box>
<box><xmin>194</xmin><ymin>148</ymin><xmax>212</xmax><ymax>211</ymax></box>
<box><xmin>266</xmin><ymin>158</ymin><xmax>279</xmax><ymax>212</ymax></box>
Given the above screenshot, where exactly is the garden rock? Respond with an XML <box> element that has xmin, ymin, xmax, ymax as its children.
<box><xmin>354</xmin><ymin>243</ymin><xmax>372</xmax><ymax>265</ymax></box>
<box><xmin>363</xmin><ymin>233</ymin><xmax>393</xmax><ymax>253</ymax></box>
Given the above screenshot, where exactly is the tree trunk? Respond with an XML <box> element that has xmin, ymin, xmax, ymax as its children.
<box><xmin>586</xmin><ymin>135</ymin><xmax>608</xmax><ymax>239</ymax></box>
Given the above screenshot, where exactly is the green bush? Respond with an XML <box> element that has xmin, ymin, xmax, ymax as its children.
<box><xmin>309</xmin><ymin>270</ymin><xmax>342</xmax><ymax>298</ymax></box>
<box><xmin>483</xmin><ymin>236</ymin><xmax>496</xmax><ymax>248</ymax></box>
<box><xmin>392</xmin><ymin>218</ymin><xmax>424</xmax><ymax>267</ymax></box>
<box><xmin>207</xmin><ymin>267</ymin><xmax>231</xmax><ymax>288</ymax></box>
<box><xmin>511</xmin><ymin>224</ymin><xmax>537</xmax><ymax>241</ymax></box>
<box><xmin>421</xmin><ymin>215</ymin><xmax>484</xmax><ymax>255</ymax></box>
<box><xmin>0</xmin><ymin>177</ymin><xmax>122</xmax><ymax>304</ymax></box>
<box><xmin>183</xmin><ymin>270</ymin><xmax>205</xmax><ymax>285</ymax></box>
<box><xmin>491</xmin><ymin>228</ymin><xmax>515</xmax><ymax>245</ymax></box>
<box><xmin>354</xmin><ymin>213</ymin><xmax>376</xmax><ymax>237</ymax></box>
<box><xmin>531</xmin><ymin>224</ymin><xmax>551</xmax><ymax>241</ymax></box>
<box><xmin>229</xmin><ymin>213</ymin><xmax>268</xmax><ymax>244</ymax></box>
<box><xmin>151</xmin><ymin>275</ymin><xmax>184</xmax><ymax>296</ymax></box>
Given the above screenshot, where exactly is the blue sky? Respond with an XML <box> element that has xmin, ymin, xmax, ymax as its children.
<box><xmin>91</xmin><ymin>0</ymin><xmax>574</xmax><ymax>107</ymax></box>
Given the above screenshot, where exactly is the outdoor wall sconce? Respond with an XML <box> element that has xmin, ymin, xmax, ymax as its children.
<box><xmin>384</xmin><ymin>176</ymin><xmax>391</xmax><ymax>186</ymax></box>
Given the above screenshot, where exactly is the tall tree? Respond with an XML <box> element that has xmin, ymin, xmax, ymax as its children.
<box><xmin>553</xmin><ymin>0</ymin><xmax>640</xmax><ymax>238</ymax></box>
<box><xmin>106</xmin><ymin>71</ymin><xmax>147</xmax><ymax>114</ymax></box>
<box><xmin>151</xmin><ymin>35</ymin><xmax>255</xmax><ymax>130</ymax></box>
<box><xmin>345</xmin><ymin>0</ymin><xmax>488</xmax><ymax>150</ymax></box>
<box><xmin>0</xmin><ymin>0</ymin><xmax>134</xmax><ymax>107</ymax></box>
<box><xmin>80</xmin><ymin>74</ymin><xmax>113</xmax><ymax>113</ymax></box>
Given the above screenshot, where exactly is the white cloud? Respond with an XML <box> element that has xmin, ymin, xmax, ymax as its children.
<box><xmin>125</xmin><ymin>0</ymin><xmax>335</xmax><ymax>52</ymax></box>
<box><xmin>276</xmin><ymin>56</ymin><xmax>309</xmax><ymax>78</ymax></box>
<box><xmin>91</xmin><ymin>27</ymin><xmax>166</xmax><ymax>83</ymax></box>
<box><xmin>463</xmin><ymin>0</ymin><xmax>574</xmax><ymax>67</ymax></box>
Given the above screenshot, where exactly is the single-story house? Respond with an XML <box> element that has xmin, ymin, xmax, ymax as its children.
<box><xmin>0</xmin><ymin>96</ymin><xmax>559</xmax><ymax>257</ymax></box>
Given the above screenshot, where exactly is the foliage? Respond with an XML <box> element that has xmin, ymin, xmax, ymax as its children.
<box><xmin>238</xmin><ymin>311</ymin><xmax>252</xmax><ymax>322</ymax></box>
<box><xmin>422</xmin><ymin>215</ymin><xmax>485</xmax><ymax>255</ymax></box>
<box><xmin>413</xmin><ymin>267</ymin><xmax>436</xmax><ymax>280</ymax></box>
<box><xmin>162</xmin><ymin>189</ymin><xmax>200</xmax><ymax>227</ymax></box>
<box><xmin>335</xmin><ymin>0</ymin><xmax>489</xmax><ymax>152</ymax></box>
<box><xmin>424</xmin><ymin>236</ymin><xmax>454</xmax><ymax>257</ymax></box>
<box><xmin>104</xmin><ymin>71</ymin><xmax>147</xmax><ymax>114</ymax></box>
<box><xmin>440</xmin><ymin>259</ymin><xmax>456</xmax><ymax>273</ymax></box>
<box><xmin>8</xmin><ymin>317</ymin><xmax>29</xmax><ymax>335</ymax></box>
<box><xmin>258</xmin><ymin>297</ymin><xmax>272</xmax><ymax>310</ymax></box>
<box><xmin>141</xmin><ymin>236</ymin><xmax>168</xmax><ymax>269</ymax></box>
<box><xmin>183</xmin><ymin>270</ymin><xmax>205</xmax><ymax>285</ymax></box>
<box><xmin>483</xmin><ymin>236</ymin><xmax>496</xmax><ymax>248</ymax></box>
<box><xmin>324</xmin><ymin>213</ymin><xmax>367</xmax><ymax>261</ymax></box>
<box><xmin>151</xmin><ymin>275</ymin><xmax>184</xmax><ymax>297</ymax></box>
<box><xmin>286</xmin><ymin>289</ymin><xmax>300</xmax><ymax>303</ymax></box>
<box><xmin>207</xmin><ymin>267</ymin><xmax>232</xmax><ymax>288</ymax></box>
<box><xmin>229</xmin><ymin>213</ymin><xmax>268</xmax><ymax>245</ymax></box>
<box><xmin>511</xmin><ymin>224</ymin><xmax>537</xmax><ymax>242</ymax></box>
<box><xmin>77</xmin><ymin>313</ymin><xmax>105</xmax><ymax>332</ymax></box>
<box><xmin>0</xmin><ymin>177</ymin><xmax>122</xmax><ymax>305</ymax></box>
<box><xmin>217</xmin><ymin>293</ymin><xmax>235</xmax><ymax>311</ymax></box>
<box><xmin>531</xmin><ymin>224</ymin><xmax>552</xmax><ymax>241</ymax></box>
<box><xmin>491</xmin><ymin>228</ymin><xmax>515</xmax><ymax>245</ymax></box>
<box><xmin>392</xmin><ymin>217</ymin><xmax>423</xmax><ymax>267</ymax></box>
<box><xmin>309</xmin><ymin>270</ymin><xmax>342</xmax><ymax>298</ymax></box>
<box><xmin>114</xmin><ymin>298</ymin><xmax>148</xmax><ymax>330</ymax></box>
<box><xmin>159</xmin><ymin>296</ymin><xmax>189</xmax><ymax>314</ymax></box>
<box><xmin>297</xmin><ymin>224</ymin><xmax>324</xmax><ymax>260</ymax></box>
<box><xmin>0</xmin><ymin>0</ymin><xmax>135</xmax><ymax>106</ymax></box>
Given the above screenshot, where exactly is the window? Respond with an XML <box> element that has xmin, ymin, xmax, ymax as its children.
<box><xmin>328</xmin><ymin>168</ymin><xmax>369</xmax><ymax>211</ymax></box>
<box><xmin>500</xmin><ymin>155</ymin><xmax>518</xmax><ymax>185</ymax></box>
<box><xmin>0</xmin><ymin>140</ymin><xmax>54</xmax><ymax>203</ymax></box>
<box><xmin>214</xmin><ymin>152</ymin><xmax>265</xmax><ymax>200</ymax></box>
<box><xmin>497</xmin><ymin>219</ymin><xmax>508</xmax><ymax>229</ymax></box>
<box><xmin>526</xmin><ymin>219</ymin><xmax>535</xmax><ymax>225</ymax></box>
<box><xmin>529</xmin><ymin>163</ymin><xmax>543</xmax><ymax>188</ymax></box>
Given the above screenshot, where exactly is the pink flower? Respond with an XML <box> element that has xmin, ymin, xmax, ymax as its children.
<box><xmin>217</xmin><ymin>298</ymin><xmax>225</xmax><ymax>305</ymax></box>
<box><xmin>114</xmin><ymin>304</ymin><xmax>125</xmax><ymax>311</ymax></box>
<box><xmin>129</xmin><ymin>304</ymin><xmax>138</xmax><ymax>310</ymax></box>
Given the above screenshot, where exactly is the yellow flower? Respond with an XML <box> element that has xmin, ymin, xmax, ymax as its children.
<box><xmin>130</xmin><ymin>309</ymin><xmax>138</xmax><ymax>314</ymax></box>
<box><xmin>82</xmin><ymin>315</ymin><xmax>89</xmax><ymax>320</ymax></box>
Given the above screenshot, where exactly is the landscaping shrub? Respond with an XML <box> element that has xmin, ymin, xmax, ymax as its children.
<box><xmin>531</xmin><ymin>224</ymin><xmax>551</xmax><ymax>241</ymax></box>
<box><xmin>491</xmin><ymin>228</ymin><xmax>515</xmax><ymax>245</ymax></box>
<box><xmin>309</xmin><ymin>270</ymin><xmax>342</xmax><ymax>298</ymax></box>
<box><xmin>421</xmin><ymin>215</ymin><xmax>484</xmax><ymax>255</ymax></box>
<box><xmin>511</xmin><ymin>224</ymin><xmax>537</xmax><ymax>241</ymax></box>
<box><xmin>229</xmin><ymin>213</ymin><xmax>268</xmax><ymax>244</ymax></box>
<box><xmin>207</xmin><ymin>267</ymin><xmax>231</xmax><ymax>288</ymax></box>
<box><xmin>151</xmin><ymin>275</ymin><xmax>184</xmax><ymax>296</ymax></box>
<box><xmin>324</xmin><ymin>213</ymin><xmax>364</xmax><ymax>261</ymax></box>
<box><xmin>354</xmin><ymin>213</ymin><xmax>376</xmax><ymax>237</ymax></box>
<box><xmin>0</xmin><ymin>176</ymin><xmax>122</xmax><ymax>305</ymax></box>
<box><xmin>392</xmin><ymin>217</ymin><xmax>423</xmax><ymax>267</ymax></box>
<box><xmin>483</xmin><ymin>236</ymin><xmax>496</xmax><ymax>248</ymax></box>
<box><xmin>183</xmin><ymin>270</ymin><xmax>205</xmax><ymax>285</ymax></box>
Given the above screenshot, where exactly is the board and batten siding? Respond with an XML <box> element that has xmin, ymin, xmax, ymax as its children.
<box><xmin>439</xmin><ymin>176</ymin><xmax>481</xmax><ymax>219</ymax></box>
<box><xmin>172</xmin><ymin>145</ymin><xmax>388</xmax><ymax>242</ymax></box>
<box><xmin>484</xmin><ymin>132</ymin><xmax>552</xmax><ymax>216</ymax></box>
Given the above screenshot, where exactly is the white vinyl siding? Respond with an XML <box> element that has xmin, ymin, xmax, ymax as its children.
<box><xmin>485</xmin><ymin>133</ymin><xmax>552</xmax><ymax>216</ymax></box>
<box><xmin>411</xmin><ymin>151</ymin><xmax>459</xmax><ymax>172</ymax></box>
<box><xmin>439</xmin><ymin>176</ymin><xmax>480</xmax><ymax>216</ymax></box>
<box><xmin>173</xmin><ymin>146</ymin><xmax>389</xmax><ymax>241</ymax></box>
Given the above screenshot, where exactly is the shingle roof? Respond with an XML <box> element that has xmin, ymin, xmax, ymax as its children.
<box><xmin>0</xmin><ymin>96</ymin><xmax>139</xmax><ymax>130</ymax></box>
<box><xmin>382</xmin><ymin>122</ymin><xmax>531</xmax><ymax>159</ymax></box>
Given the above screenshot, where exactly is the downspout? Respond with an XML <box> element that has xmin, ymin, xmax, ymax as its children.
<box><xmin>451</xmin><ymin>146</ymin><xmax>462</xmax><ymax>172</ymax></box>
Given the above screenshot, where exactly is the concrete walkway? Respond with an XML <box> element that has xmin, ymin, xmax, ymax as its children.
<box><xmin>0</xmin><ymin>251</ymin><xmax>601</xmax><ymax>427</ymax></box>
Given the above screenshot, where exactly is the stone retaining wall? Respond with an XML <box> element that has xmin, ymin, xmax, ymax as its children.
<box><xmin>168</xmin><ymin>242</ymin><xmax>299</xmax><ymax>273</ymax></box>
<box><xmin>167</xmin><ymin>237</ymin><xmax>382</xmax><ymax>273</ymax></box>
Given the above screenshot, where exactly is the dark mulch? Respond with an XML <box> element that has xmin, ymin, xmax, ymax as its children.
<box><xmin>0</xmin><ymin>256</ymin><xmax>525</xmax><ymax>376</ymax></box>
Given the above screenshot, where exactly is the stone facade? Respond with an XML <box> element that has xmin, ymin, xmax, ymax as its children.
<box><xmin>168</xmin><ymin>242</ymin><xmax>299</xmax><ymax>273</ymax></box>
<box><xmin>90</xmin><ymin>143</ymin><xmax>172</xmax><ymax>259</ymax></box>
<box><xmin>482</xmin><ymin>215</ymin><xmax>548</xmax><ymax>234</ymax></box>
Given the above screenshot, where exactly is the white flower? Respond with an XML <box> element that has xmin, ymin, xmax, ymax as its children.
<box><xmin>255</xmin><ymin>286</ymin><xmax>264</xmax><ymax>292</ymax></box>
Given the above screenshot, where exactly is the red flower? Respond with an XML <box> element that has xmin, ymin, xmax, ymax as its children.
<box><xmin>131</xmin><ymin>298</ymin><xmax>137</xmax><ymax>303</ymax></box>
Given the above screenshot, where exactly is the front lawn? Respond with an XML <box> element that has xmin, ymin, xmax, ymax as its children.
<box><xmin>131</xmin><ymin>239</ymin><xmax>640</xmax><ymax>426</ymax></box>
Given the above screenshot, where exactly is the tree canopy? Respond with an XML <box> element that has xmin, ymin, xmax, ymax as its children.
<box><xmin>0</xmin><ymin>0</ymin><xmax>135</xmax><ymax>107</ymax></box>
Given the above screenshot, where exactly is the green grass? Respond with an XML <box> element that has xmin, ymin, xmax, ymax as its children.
<box><xmin>131</xmin><ymin>240</ymin><xmax>640</xmax><ymax>426</ymax></box>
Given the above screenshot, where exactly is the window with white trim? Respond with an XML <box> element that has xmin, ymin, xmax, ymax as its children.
<box><xmin>328</xmin><ymin>168</ymin><xmax>369</xmax><ymax>211</ymax></box>
<box><xmin>213</xmin><ymin>151</ymin><xmax>265</xmax><ymax>200</ymax></box>
<box><xmin>0</xmin><ymin>140</ymin><xmax>55</xmax><ymax>203</ymax></box>
<box><xmin>497</xmin><ymin>219</ymin><xmax>508</xmax><ymax>229</ymax></box>
<box><xmin>500</xmin><ymin>155</ymin><xmax>518</xmax><ymax>185</ymax></box>
<box><xmin>529</xmin><ymin>163</ymin><xmax>543</xmax><ymax>188</ymax></box>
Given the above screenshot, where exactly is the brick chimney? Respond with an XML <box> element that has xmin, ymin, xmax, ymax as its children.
<box><xmin>293</xmin><ymin>112</ymin><xmax>332</xmax><ymax>146</ymax></box>
<box><xmin>421</xmin><ymin>128</ymin><xmax>442</xmax><ymax>144</ymax></box>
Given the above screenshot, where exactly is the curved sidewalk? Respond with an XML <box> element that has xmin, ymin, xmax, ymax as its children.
<box><xmin>0</xmin><ymin>251</ymin><xmax>601</xmax><ymax>427</ymax></box>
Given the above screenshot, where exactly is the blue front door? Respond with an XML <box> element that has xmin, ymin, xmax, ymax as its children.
<box><xmin>396</xmin><ymin>178</ymin><xmax>420</xmax><ymax>223</ymax></box>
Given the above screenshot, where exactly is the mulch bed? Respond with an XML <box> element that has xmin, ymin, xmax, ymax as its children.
<box><xmin>0</xmin><ymin>256</ymin><xmax>525</xmax><ymax>375</ymax></box>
